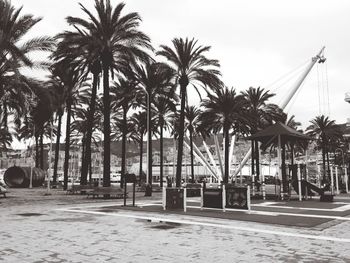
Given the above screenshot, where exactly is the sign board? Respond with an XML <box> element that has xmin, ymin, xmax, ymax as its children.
<box><xmin>225</xmin><ymin>185</ymin><xmax>249</xmax><ymax>210</ymax></box>
<box><xmin>166</xmin><ymin>188</ymin><xmax>184</xmax><ymax>209</ymax></box>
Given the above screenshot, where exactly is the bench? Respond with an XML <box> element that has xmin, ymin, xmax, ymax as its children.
<box><xmin>86</xmin><ymin>187</ymin><xmax>128</xmax><ymax>199</ymax></box>
<box><xmin>66</xmin><ymin>185</ymin><xmax>94</xmax><ymax>195</ymax></box>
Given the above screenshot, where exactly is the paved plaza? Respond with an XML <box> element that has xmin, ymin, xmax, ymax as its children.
<box><xmin>1</xmin><ymin>188</ymin><xmax>350</xmax><ymax>262</ymax></box>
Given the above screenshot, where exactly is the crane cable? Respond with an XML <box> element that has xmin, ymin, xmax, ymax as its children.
<box><xmin>325</xmin><ymin>62</ymin><xmax>330</xmax><ymax>116</ymax></box>
<box><xmin>317</xmin><ymin>63</ymin><xmax>321</xmax><ymax>114</ymax></box>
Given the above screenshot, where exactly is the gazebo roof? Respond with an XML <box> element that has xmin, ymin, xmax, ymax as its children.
<box><xmin>246</xmin><ymin>122</ymin><xmax>312</xmax><ymax>145</ymax></box>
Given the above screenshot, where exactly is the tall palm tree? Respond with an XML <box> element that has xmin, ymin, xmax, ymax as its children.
<box><xmin>51</xmin><ymin>60</ymin><xmax>87</xmax><ymax>190</ymax></box>
<box><xmin>185</xmin><ymin>105</ymin><xmax>202</xmax><ymax>183</ymax></box>
<box><xmin>241</xmin><ymin>87</ymin><xmax>284</xmax><ymax>182</ymax></box>
<box><xmin>68</xmin><ymin>0</ymin><xmax>152</xmax><ymax>187</ymax></box>
<box><xmin>131</xmin><ymin>111</ymin><xmax>147</xmax><ymax>185</ymax></box>
<box><xmin>133</xmin><ymin>62</ymin><xmax>175</xmax><ymax>194</ymax></box>
<box><xmin>306</xmin><ymin>115</ymin><xmax>343</xmax><ymax>182</ymax></box>
<box><xmin>200</xmin><ymin>87</ymin><xmax>248</xmax><ymax>183</ymax></box>
<box><xmin>55</xmin><ymin>21</ymin><xmax>103</xmax><ymax>186</ymax></box>
<box><xmin>157</xmin><ymin>38</ymin><xmax>222</xmax><ymax>187</ymax></box>
<box><xmin>111</xmin><ymin>75</ymin><xmax>140</xmax><ymax>187</ymax></box>
<box><xmin>154</xmin><ymin>92</ymin><xmax>177</xmax><ymax>187</ymax></box>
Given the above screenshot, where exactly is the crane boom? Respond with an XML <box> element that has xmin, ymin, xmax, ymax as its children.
<box><xmin>233</xmin><ymin>47</ymin><xmax>326</xmax><ymax>178</ymax></box>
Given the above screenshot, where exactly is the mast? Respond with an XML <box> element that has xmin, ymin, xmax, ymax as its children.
<box><xmin>233</xmin><ymin>47</ymin><xmax>326</xmax><ymax>178</ymax></box>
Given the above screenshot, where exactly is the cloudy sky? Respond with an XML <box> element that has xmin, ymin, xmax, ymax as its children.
<box><xmin>10</xmin><ymin>0</ymin><xmax>350</xmax><ymax>147</ymax></box>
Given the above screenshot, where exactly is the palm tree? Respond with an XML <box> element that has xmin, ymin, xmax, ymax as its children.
<box><xmin>55</xmin><ymin>20</ymin><xmax>103</xmax><ymax>186</ymax></box>
<box><xmin>51</xmin><ymin>59</ymin><xmax>88</xmax><ymax>190</ymax></box>
<box><xmin>131</xmin><ymin>111</ymin><xmax>147</xmax><ymax>185</ymax></box>
<box><xmin>157</xmin><ymin>38</ymin><xmax>222</xmax><ymax>187</ymax></box>
<box><xmin>68</xmin><ymin>0</ymin><xmax>152</xmax><ymax>187</ymax></box>
<box><xmin>241</xmin><ymin>87</ymin><xmax>284</xmax><ymax>182</ymax></box>
<box><xmin>133</xmin><ymin>62</ymin><xmax>175</xmax><ymax>194</ymax></box>
<box><xmin>200</xmin><ymin>87</ymin><xmax>248</xmax><ymax>183</ymax></box>
<box><xmin>111</xmin><ymin>75</ymin><xmax>140</xmax><ymax>187</ymax></box>
<box><xmin>47</xmin><ymin>77</ymin><xmax>65</xmax><ymax>185</ymax></box>
<box><xmin>185</xmin><ymin>105</ymin><xmax>202</xmax><ymax>183</ymax></box>
<box><xmin>0</xmin><ymin>0</ymin><xmax>54</xmax><ymax>132</ymax></box>
<box><xmin>154</xmin><ymin>92</ymin><xmax>177</xmax><ymax>187</ymax></box>
<box><xmin>306</xmin><ymin>115</ymin><xmax>343</xmax><ymax>182</ymax></box>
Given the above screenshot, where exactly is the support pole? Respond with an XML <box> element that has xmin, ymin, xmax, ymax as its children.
<box><xmin>317</xmin><ymin>163</ymin><xmax>321</xmax><ymax>188</ymax></box>
<box><xmin>297</xmin><ymin>164</ymin><xmax>302</xmax><ymax>201</ymax></box>
<box><xmin>222</xmin><ymin>184</ymin><xmax>226</xmax><ymax>212</ymax></box>
<box><xmin>335</xmin><ymin>166</ymin><xmax>339</xmax><ymax>195</ymax></box>
<box><xmin>330</xmin><ymin>165</ymin><xmax>334</xmax><ymax>195</ymax></box>
<box><xmin>247</xmin><ymin>186</ymin><xmax>251</xmax><ymax>211</ymax></box>
<box><xmin>202</xmin><ymin>140</ymin><xmax>221</xmax><ymax>178</ymax></box>
<box><xmin>252</xmin><ymin>173</ymin><xmax>255</xmax><ymax>196</ymax></box>
<box><xmin>200</xmin><ymin>183</ymin><xmax>204</xmax><ymax>210</ymax></box>
<box><xmin>214</xmin><ymin>135</ymin><xmax>224</xmax><ymax>179</ymax></box>
<box><xmin>345</xmin><ymin>167</ymin><xmax>349</xmax><ymax>193</ymax></box>
<box><xmin>162</xmin><ymin>185</ymin><xmax>166</xmax><ymax>210</ymax></box>
<box><xmin>262</xmin><ymin>173</ymin><xmax>266</xmax><ymax>200</ymax></box>
<box><xmin>183</xmin><ymin>187</ymin><xmax>187</xmax><ymax>212</ymax></box>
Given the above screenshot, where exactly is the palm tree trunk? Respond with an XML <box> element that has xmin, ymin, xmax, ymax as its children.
<box><xmin>39</xmin><ymin>130</ymin><xmax>44</xmax><ymax>169</ymax></box>
<box><xmin>63</xmin><ymin>99</ymin><xmax>72</xmax><ymax>190</ymax></box>
<box><xmin>251</xmin><ymin>140</ymin><xmax>255</xmax><ymax>181</ymax></box>
<box><xmin>147</xmin><ymin>92</ymin><xmax>153</xmax><ymax>194</ymax></box>
<box><xmin>224</xmin><ymin>128</ymin><xmax>230</xmax><ymax>184</ymax></box>
<box><xmin>189</xmin><ymin>129</ymin><xmax>194</xmax><ymax>183</ymax></box>
<box><xmin>53</xmin><ymin>113</ymin><xmax>62</xmax><ymax>184</ymax></box>
<box><xmin>176</xmin><ymin>80</ymin><xmax>188</xmax><ymax>187</ymax></box>
<box><xmin>81</xmin><ymin>73</ymin><xmax>98</xmax><ymax>185</ymax></box>
<box><xmin>121</xmin><ymin>105</ymin><xmax>127</xmax><ymax>188</ymax></box>
<box><xmin>102</xmin><ymin>65</ymin><xmax>111</xmax><ymax>187</ymax></box>
<box><xmin>160</xmin><ymin>122</ymin><xmax>164</xmax><ymax>187</ymax></box>
<box><xmin>326</xmin><ymin>150</ymin><xmax>330</xmax><ymax>181</ymax></box>
<box><xmin>80</xmin><ymin>134</ymin><xmax>86</xmax><ymax>185</ymax></box>
<box><xmin>322</xmin><ymin>145</ymin><xmax>326</xmax><ymax>182</ymax></box>
<box><xmin>281</xmin><ymin>141</ymin><xmax>287</xmax><ymax>193</ymax></box>
<box><xmin>139</xmin><ymin>135</ymin><xmax>143</xmax><ymax>186</ymax></box>
<box><xmin>255</xmin><ymin>140</ymin><xmax>260</xmax><ymax>180</ymax></box>
<box><xmin>35</xmin><ymin>134</ymin><xmax>39</xmax><ymax>168</ymax></box>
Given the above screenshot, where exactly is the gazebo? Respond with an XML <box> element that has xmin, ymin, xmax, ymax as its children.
<box><xmin>246</xmin><ymin>122</ymin><xmax>312</xmax><ymax>196</ymax></box>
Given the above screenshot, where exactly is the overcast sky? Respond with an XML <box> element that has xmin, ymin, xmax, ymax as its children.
<box><xmin>10</xmin><ymin>0</ymin><xmax>350</xmax><ymax>147</ymax></box>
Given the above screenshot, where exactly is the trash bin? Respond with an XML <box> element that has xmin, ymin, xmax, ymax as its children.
<box><xmin>203</xmin><ymin>188</ymin><xmax>222</xmax><ymax>208</ymax></box>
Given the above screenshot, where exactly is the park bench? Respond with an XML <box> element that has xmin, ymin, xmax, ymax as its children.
<box><xmin>66</xmin><ymin>185</ymin><xmax>94</xmax><ymax>195</ymax></box>
<box><xmin>86</xmin><ymin>187</ymin><xmax>128</xmax><ymax>199</ymax></box>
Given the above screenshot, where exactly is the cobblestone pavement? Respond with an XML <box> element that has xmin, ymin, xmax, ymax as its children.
<box><xmin>1</xmin><ymin>188</ymin><xmax>350</xmax><ymax>262</ymax></box>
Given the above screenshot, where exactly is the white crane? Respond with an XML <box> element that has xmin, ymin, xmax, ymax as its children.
<box><xmin>233</xmin><ymin>47</ymin><xmax>326</xmax><ymax>178</ymax></box>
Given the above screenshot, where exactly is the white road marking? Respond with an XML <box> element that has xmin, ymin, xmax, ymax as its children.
<box><xmin>251</xmin><ymin>204</ymin><xmax>341</xmax><ymax>212</ymax></box>
<box><xmin>57</xmin><ymin>208</ymin><xmax>350</xmax><ymax>243</ymax></box>
<box><xmin>333</xmin><ymin>204</ymin><xmax>350</xmax><ymax>211</ymax></box>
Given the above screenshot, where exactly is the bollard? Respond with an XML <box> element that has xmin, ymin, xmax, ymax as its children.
<box><xmin>262</xmin><ymin>173</ymin><xmax>266</xmax><ymax>200</ymax></box>
<box><xmin>184</xmin><ymin>187</ymin><xmax>187</xmax><ymax>212</ymax></box>
<box><xmin>200</xmin><ymin>183</ymin><xmax>204</xmax><ymax>210</ymax></box>
<box><xmin>345</xmin><ymin>167</ymin><xmax>349</xmax><ymax>194</ymax></box>
<box><xmin>29</xmin><ymin>166</ymin><xmax>33</xmax><ymax>189</ymax></box>
<box><xmin>222</xmin><ymin>184</ymin><xmax>226</xmax><ymax>212</ymax></box>
<box><xmin>330</xmin><ymin>166</ymin><xmax>334</xmax><ymax>195</ymax></box>
<box><xmin>162</xmin><ymin>186</ymin><xmax>166</xmax><ymax>210</ymax></box>
<box><xmin>252</xmin><ymin>174</ymin><xmax>255</xmax><ymax>196</ymax></box>
<box><xmin>297</xmin><ymin>164</ymin><xmax>302</xmax><ymax>201</ymax></box>
<box><xmin>335</xmin><ymin>166</ymin><xmax>339</xmax><ymax>195</ymax></box>
<box><xmin>247</xmin><ymin>185</ymin><xmax>251</xmax><ymax>211</ymax></box>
